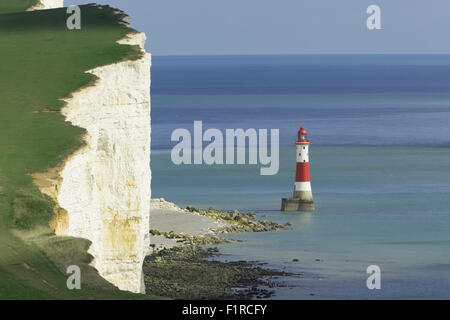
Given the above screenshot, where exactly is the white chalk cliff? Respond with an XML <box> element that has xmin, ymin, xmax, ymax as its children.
<box><xmin>27</xmin><ymin>0</ymin><xmax>63</xmax><ymax>10</ymax></box>
<box><xmin>31</xmin><ymin>1</ymin><xmax>152</xmax><ymax>294</ymax></box>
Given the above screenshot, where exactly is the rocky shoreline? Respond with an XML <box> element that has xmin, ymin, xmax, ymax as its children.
<box><xmin>143</xmin><ymin>246</ymin><xmax>296</xmax><ymax>300</ymax></box>
<box><xmin>186</xmin><ymin>206</ymin><xmax>292</xmax><ymax>234</ymax></box>
<box><xmin>146</xmin><ymin>199</ymin><xmax>297</xmax><ymax>299</ymax></box>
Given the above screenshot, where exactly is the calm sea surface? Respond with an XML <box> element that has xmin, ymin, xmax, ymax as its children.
<box><xmin>151</xmin><ymin>55</ymin><xmax>450</xmax><ymax>299</ymax></box>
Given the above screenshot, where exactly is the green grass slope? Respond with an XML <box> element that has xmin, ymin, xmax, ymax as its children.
<box><xmin>0</xmin><ymin>0</ymin><xmax>38</xmax><ymax>14</ymax></box>
<box><xmin>0</xmin><ymin>3</ymin><xmax>160</xmax><ymax>299</ymax></box>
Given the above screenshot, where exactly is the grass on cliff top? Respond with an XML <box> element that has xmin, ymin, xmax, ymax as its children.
<box><xmin>0</xmin><ymin>0</ymin><xmax>38</xmax><ymax>14</ymax></box>
<box><xmin>0</xmin><ymin>3</ymin><xmax>157</xmax><ymax>299</ymax></box>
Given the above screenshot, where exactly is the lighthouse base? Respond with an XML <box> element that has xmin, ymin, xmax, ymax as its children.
<box><xmin>281</xmin><ymin>198</ymin><xmax>315</xmax><ymax>212</ymax></box>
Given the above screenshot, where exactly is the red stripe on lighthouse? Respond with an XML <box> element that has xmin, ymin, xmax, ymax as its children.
<box><xmin>296</xmin><ymin>162</ymin><xmax>310</xmax><ymax>182</ymax></box>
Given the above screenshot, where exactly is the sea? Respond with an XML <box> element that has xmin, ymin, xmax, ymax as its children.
<box><xmin>150</xmin><ymin>55</ymin><xmax>450</xmax><ymax>299</ymax></box>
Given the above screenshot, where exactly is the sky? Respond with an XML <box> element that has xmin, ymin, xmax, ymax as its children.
<box><xmin>65</xmin><ymin>0</ymin><xmax>450</xmax><ymax>56</ymax></box>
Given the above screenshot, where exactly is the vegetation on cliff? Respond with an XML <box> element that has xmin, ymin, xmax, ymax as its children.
<box><xmin>0</xmin><ymin>0</ymin><xmax>38</xmax><ymax>14</ymax></box>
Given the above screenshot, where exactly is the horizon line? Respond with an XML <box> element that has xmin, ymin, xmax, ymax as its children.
<box><xmin>151</xmin><ymin>53</ymin><xmax>450</xmax><ymax>57</ymax></box>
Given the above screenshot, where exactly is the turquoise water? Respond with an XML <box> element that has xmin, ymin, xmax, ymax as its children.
<box><xmin>151</xmin><ymin>55</ymin><xmax>450</xmax><ymax>299</ymax></box>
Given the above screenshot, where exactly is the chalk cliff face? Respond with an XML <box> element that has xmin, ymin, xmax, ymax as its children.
<box><xmin>54</xmin><ymin>32</ymin><xmax>151</xmax><ymax>294</ymax></box>
<box><xmin>28</xmin><ymin>0</ymin><xmax>64</xmax><ymax>10</ymax></box>
<box><xmin>30</xmin><ymin>3</ymin><xmax>152</xmax><ymax>294</ymax></box>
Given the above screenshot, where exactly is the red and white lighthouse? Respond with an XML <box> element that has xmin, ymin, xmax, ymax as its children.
<box><xmin>281</xmin><ymin>126</ymin><xmax>315</xmax><ymax>211</ymax></box>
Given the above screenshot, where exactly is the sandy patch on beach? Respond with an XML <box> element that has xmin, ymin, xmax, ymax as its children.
<box><xmin>148</xmin><ymin>198</ymin><xmax>229</xmax><ymax>252</ymax></box>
